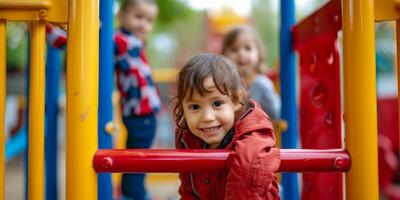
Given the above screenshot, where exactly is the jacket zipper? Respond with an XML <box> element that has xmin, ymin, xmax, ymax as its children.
<box><xmin>180</xmin><ymin>138</ymin><xmax>202</xmax><ymax>199</ymax></box>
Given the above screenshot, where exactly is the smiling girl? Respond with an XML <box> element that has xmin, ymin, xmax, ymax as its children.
<box><xmin>172</xmin><ymin>53</ymin><xmax>280</xmax><ymax>200</ymax></box>
<box><xmin>222</xmin><ymin>26</ymin><xmax>281</xmax><ymax>120</ymax></box>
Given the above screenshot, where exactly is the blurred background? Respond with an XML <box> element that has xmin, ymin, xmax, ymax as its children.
<box><xmin>4</xmin><ymin>0</ymin><xmax>399</xmax><ymax>199</ymax></box>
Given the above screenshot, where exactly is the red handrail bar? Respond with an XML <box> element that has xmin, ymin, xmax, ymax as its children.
<box><xmin>92</xmin><ymin>149</ymin><xmax>350</xmax><ymax>173</ymax></box>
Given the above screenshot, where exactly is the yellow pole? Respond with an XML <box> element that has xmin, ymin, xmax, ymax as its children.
<box><xmin>28</xmin><ymin>21</ymin><xmax>46</xmax><ymax>200</ymax></box>
<box><xmin>66</xmin><ymin>0</ymin><xmax>98</xmax><ymax>199</ymax></box>
<box><xmin>342</xmin><ymin>1</ymin><xmax>379</xmax><ymax>200</ymax></box>
<box><xmin>0</xmin><ymin>19</ymin><xmax>6</xmax><ymax>200</ymax></box>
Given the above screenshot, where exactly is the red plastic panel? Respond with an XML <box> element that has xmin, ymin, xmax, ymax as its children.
<box><xmin>297</xmin><ymin>34</ymin><xmax>343</xmax><ymax>200</ymax></box>
<box><xmin>298</xmin><ymin>35</ymin><xmax>341</xmax><ymax>148</ymax></box>
<box><xmin>92</xmin><ymin>149</ymin><xmax>351</xmax><ymax>173</ymax></box>
<box><xmin>377</xmin><ymin>97</ymin><xmax>400</xmax><ymax>200</ymax></box>
<box><xmin>292</xmin><ymin>0</ymin><xmax>341</xmax><ymax>50</ymax></box>
<box><xmin>293</xmin><ymin>1</ymin><xmax>343</xmax><ymax>200</ymax></box>
<box><xmin>378</xmin><ymin>97</ymin><xmax>399</xmax><ymax>149</ymax></box>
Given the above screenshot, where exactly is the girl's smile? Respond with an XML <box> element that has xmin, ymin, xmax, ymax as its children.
<box><xmin>199</xmin><ymin>125</ymin><xmax>222</xmax><ymax>137</ymax></box>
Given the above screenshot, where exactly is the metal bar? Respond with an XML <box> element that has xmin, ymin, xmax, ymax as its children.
<box><xmin>342</xmin><ymin>1</ymin><xmax>379</xmax><ymax>199</ymax></box>
<box><xmin>0</xmin><ymin>0</ymin><xmax>68</xmax><ymax>23</ymax></box>
<box><xmin>0</xmin><ymin>1</ymin><xmax>50</xmax><ymax>9</ymax></box>
<box><xmin>374</xmin><ymin>0</ymin><xmax>400</xmax><ymax>21</ymax></box>
<box><xmin>98</xmin><ymin>0</ymin><xmax>114</xmax><ymax>199</ymax></box>
<box><xmin>45</xmin><ymin>44</ymin><xmax>61</xmax><ymax>200</ymax></box>
<box><xmin>28</xmin><ymin>20</ymin><xmax>46</xmax><ymax>200</ymax></box>
<box><xmin>92</xmin><ymin>149</ymin><xmax>351</xmax><ymax>173</ymax></box>
<box><xmin>66</xmin><ymin>0</ymin><xmax>99</xmax><ymax>199</ymax></box>
<box><xmin>0</xmin><ymin>19</ymin><xmax>6</xmax><ymax>200</ymax></box>
<box><xmin>24</xmin><ymin>34</ymin><xmax>30</xmax><ymax>200</ymax></box>
<box><xmin>279</xmin><ymin>0</ymin><xmax>299</xmax><ymax>199</ymax></box>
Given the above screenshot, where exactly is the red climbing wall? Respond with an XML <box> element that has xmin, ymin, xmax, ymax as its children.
<box><xmin>292</xmin><ymin>1</ymin><xmax>343</xmax><ymax>200</ymax></box>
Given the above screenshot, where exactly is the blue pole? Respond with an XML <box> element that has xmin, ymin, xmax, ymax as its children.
<box><xmin>279</xmin><ymin>1</ymin><xmax>299</xmax><ymax>200</ymax></box>
<box><xmin>24</xmin><ymin>35</ymin><xmax>30</xmax><ymax>200</ymax></box>
<box><xmin>45</xmin><ymin>44</ymin><xmax>61</xmax><ymax>200</ymax></box>
<box><xmin>98</xmin><ymin>0</ymin><xmax>114</xmax><ymax>199</ymax></box>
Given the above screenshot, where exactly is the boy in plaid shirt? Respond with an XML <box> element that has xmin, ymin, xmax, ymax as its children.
<box><xmin>47</xmin><ymin>0</ymin><xmax>160</xmax><ymax>199</ymax></box>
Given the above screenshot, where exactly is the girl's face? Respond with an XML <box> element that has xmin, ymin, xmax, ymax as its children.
<box><xmin>182</xmin><ymin>76</ymin><xmax>241</xmax><ymax>149</ymax></box>
<box><xmin>224</xmin><ymin>32</ymin><xmax>260</xmax><ymax>78</ymax></box>
<box><xmin>118</xmin><ymin>2</ymin><xmax>158</xmax><ymax>40</ymax></box>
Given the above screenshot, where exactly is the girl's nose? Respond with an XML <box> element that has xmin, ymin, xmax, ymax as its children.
<box><xmin>202</xmin><ymin>108</ymin><xmax>215</xmax><ymax>122</ymax></box>
<box><xmin>238</xmin><ymin>49</ymin><xmax>246</xmax><ymax>59</ymax></box>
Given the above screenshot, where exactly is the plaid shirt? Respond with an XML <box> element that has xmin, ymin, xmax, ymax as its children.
<box><xmin>46</xmin><ymin>25</ymin><xmax>161</xmax><ymax>116</ymax></box>
<box><xmin>114</xmin><ymin>29</ymin><xmax>160</xmax><ymax>116</ymax></box>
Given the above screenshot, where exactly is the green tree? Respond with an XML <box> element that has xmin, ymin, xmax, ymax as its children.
<box><xmin>6</xmin><ymin>22</ymin><xmax>28</xmax><ymax>71</ymax></box>
<box><xmin>251</xmin><ymin>0</ymin><xmax>279</xmax><ymax>69</ymax></box>
<box><xmin>251</xmin><ymin>0</ymin><xmax>328</xmax><ymax>69</ymax></box>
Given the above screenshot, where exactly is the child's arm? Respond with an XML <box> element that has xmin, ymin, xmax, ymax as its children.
<box><xmin>45</xmin><ymin>24</ymin><xmax>67</xmax><ymax>50</ymax></box>
<box><xmin>225</xmin><ymin>131</ymin><xmax>280</xmax><ymax>200</ymax></box>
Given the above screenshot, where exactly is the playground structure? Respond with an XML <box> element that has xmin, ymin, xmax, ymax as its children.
<box><xmin>0</xmin><ymin>0</ymin><xmax>399</xmax><ymax>200</ymax></box>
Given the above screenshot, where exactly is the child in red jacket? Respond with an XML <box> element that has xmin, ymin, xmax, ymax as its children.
<box><xmin>172</xmin><ymin>53</ymin><xmax>281</xmax><ymax>200</ymax></box>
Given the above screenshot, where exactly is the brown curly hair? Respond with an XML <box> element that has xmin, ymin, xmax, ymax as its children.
<box><xmin>171</xmin><ymin>53</ymin><xmax>250</xmax><ymax>129</ymax></box>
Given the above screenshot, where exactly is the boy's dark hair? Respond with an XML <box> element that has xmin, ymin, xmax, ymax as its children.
<box><xmin>221</xmin><ymin>25</ymin><xmax>267</xmax><ymax>74</ymax></box>
<box><xmin>172</xmin><ymin>53</ymin><xmax>250</xmax><ymax>129</ymax></box>
<box><xmin>120</xmin><ymin>0</ymin><xmax>157</xmax><ymax>11</ymax></box>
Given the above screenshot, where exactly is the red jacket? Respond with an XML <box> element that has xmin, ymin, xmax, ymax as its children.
<box><xmin>175</xmin><ymin>101</ymin><xmax>281</xmax><ymax>200</ymax></box>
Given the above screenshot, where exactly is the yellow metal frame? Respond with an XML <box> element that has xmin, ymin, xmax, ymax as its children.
<box><xmin>0</xmin><ymin>0</ymin><xmax>68</xmax><ymax>22</ymax></box>
<box><xmin>342</xmin><ymin>1</ymin><xmax>379</xmax><ymax>199</ymax></box>
<box><xmin>65</xmin><ymin>0</ymin><xmax>98</xmax><ymax>199</ymax></box>
<box><xmin>27</xmin><ymin>21</ymin><xmax>46</xmax><ymax>200</ymax></box>
<box><xmin>0</xmin><ymin>19</ymin><xmax>6</xmax><ymax>200</ymax></box>
<box><xmin>375</xmin><ymin>0</ymin><xmax>400</xmax><ymax>21</ymax></box>
<box><xmin>1</xmin><ymin>0</ymin><xmax>99</xmax><ymax>199</ymax></box>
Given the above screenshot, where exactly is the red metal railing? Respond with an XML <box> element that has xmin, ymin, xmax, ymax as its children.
<box><xmin>93</xmin><ymin>149</ymin><xmax>351</xmax><ymax>173</ymax></box>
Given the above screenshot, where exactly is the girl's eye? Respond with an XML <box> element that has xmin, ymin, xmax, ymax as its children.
<box><xmin>229</xmin><ymin>48</ymin><xmax>238</xmax><ymax>53</ymax></box>
<box><xmin>135</xmin><ymin>14</ymin><xmax>144</xmax><ymax>19</ymax></box>
<box><xmin>213</xmin><ymin>101</ymin><xmax>224</xmax><ymax>108</ymax></box>
<box><xmin>245</xmin><ymin>46</ymin><xmax>252</xmax><ymax>51</ymax></box>
<box><xmin>146</xmin><ymin>17</ymin><xmax>153</xmax><ymax>23</ymax></box>
<box><xmin>189</xmin><ymin>104</ymin><xmax>200</xmax><ymax>110</ymax></box>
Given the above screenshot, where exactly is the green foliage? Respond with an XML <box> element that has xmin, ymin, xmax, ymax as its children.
<box><xmin>116</xmin><ymin>0</ymin><xmax>194</xmax><ymax>30</ymax></box>
<box><xmin>251</xmin><ymin>0</ymin><xmax>279</xmax><ymax>68</ymax></box>
<box><xmin>6</xmin><ymin>22</ymin><xmax>28</xmax><ymax>71</ymax></box>
<box><xmin>251</xmin><ymin>0</ymin><xmax>332</xmax><ymax>69</ymax></box>
<box><xmin>154</xmin><ymin>0</ymin><xmax>194</xmax><ymax>30</ymax></box>
<box><xmin>144</xmin><ymin>0</ymin><xmax>201</xmax><ymax>69</ymax></box>
<box><xmin>147</xmin><ymin>10</ymin><xmax>204</xmax><ymax>69</ymax></box>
